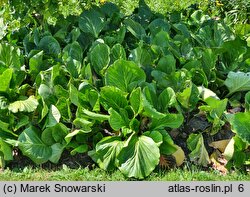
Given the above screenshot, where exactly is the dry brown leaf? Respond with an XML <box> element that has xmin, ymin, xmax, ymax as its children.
<box><xmin>172</xmin><ymin>146</ymin><xmax>185</xmax><ymax>167</ymax></box>
<box><xmin>210</xmin><ymin>150</ymin><xmax>228</xmax><ymax>175</ymax></box>
<box><xmin>159</xmin><ymin>155</ymin><xmax>175</xmax><ymax>169</ymax></box>
<box><xmin>209</xmin><ymin>139</ymin><xmax>230</xmax><ymax>153</ymax></box>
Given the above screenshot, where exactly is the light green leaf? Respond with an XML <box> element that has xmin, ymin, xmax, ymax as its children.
<box><xmin>150</xmin><ymin>114</ymin><xmax>184</xmax><ymax>130</ymax></box>
<box><xmin>82</xmin><ymin>108</ymin><xmax>109</xmax><ymax>122</ymax></box>
<box><xmin>79</xmin><ymin>9</ymin><xmax>106</xmax><ymax>38</ymax></box>
<box><xmin>108</xmin><ymin>108</ymin><xmax>129</xmax><ymax>131</ymax></box>
<box><xmin>8</xmin><ymin>96</ymin><xmax>38</xmax><ymax>113</ymax></box>
<box><xmin>18</xmin><ymin>127</ymin><xmax>52</xmax><ymax>164</ymax></box>
<box><xmin>0</xmin><ymin>68</ymin><xmax>12</xmax><ymax>92</ymax></box>
<box><xmin>129</xmin><ymin>87</ymin><xmax>143</xmax><ymax>116</ymax></box>
<box><xmin>187</xmin><ymin>133</ymin><xmax>210</xmax><ymax>166</ymax></box>
<box><xmin>100</xmin><ymin>86</ymin><xmax>128</xmax><ymax>111</ymax></box>
<box><xmin>177</xmin><ymin>83</ymin><xmax>199</xmax><ymax>110</ymax></box>
<box><xmin>110</xmin><ymin>44</ymin><xmax>126</xmax><ymax>62</ymax></box>
<box><xmin>90</xmin><ymin>43</ymin><xmax>110</xmax><ymax>75</ymax></box>
<box><xmin>198</xmin><ymin>86</ymin><xmax>219</xmax><ymax>100</ymax></box>
<box><xmin>142</xmin><ymin>96</ymin><xmax>165</xmax><ymax>119</ymax></box>
<box><xmin>0</xmin><ymin>138</ymin><xmax>13</xmax><ymax>161</ymax></box>
<box><xmin>94</xmin><ymin>136</ymin><xmax>124</xmax><ymax>171</ymax></box>
<box><xmin>199</xmin><ymin>97</ymin><xmax>228</xmax><ymax>119</ymax></box>
<box><xmin>143</xmin><ymin>130</ymin><xmax>163</xmax><ymax>147</ymax></box>
<box><xmin>225</xmin><ymin>71</ymin><xmax>250</xmax><ymax>96</ymax></box>
<box><xmin>46</xmin><ymin>105</ymin><xmax>61</xmax><ymax>128</ymax></box>
<box><xmin>105</xmin><ymin>59</ymin><xmax>146</xmax><ymax>92</ymax></box>
<box><xmin>65</xmin><ymin>129</ymin><xmax>91</xmax><ymax>144</ymax></box>
<box><xmin>117</xmin><ymin>134</ymin><xmax>160</xmax><ymax>179</ymax></box>
<box><xmin>229</xmin><ymin>112</ymin><xmax>250</xmax><ymax>144</ymax></box>
<box><xmin>70</xmin><ymin>144</ymin><xmax>88</xmax><ymax>156</ymax></box>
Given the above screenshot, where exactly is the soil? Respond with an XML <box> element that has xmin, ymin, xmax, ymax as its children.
<box><xmin>6</xmin><ymin>149</ymin><xmax>94</xmax><ymax>171</ymax></box>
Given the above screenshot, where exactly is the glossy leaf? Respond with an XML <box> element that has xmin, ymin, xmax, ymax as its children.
<box><xmin>94</xmin><ymin>136</ymin><xmax>124</xmax><ymax>171</ymax></box>
<box><xmin>100</xmin><ymin>86</ymin><xmax>128</xmax><ymax>111</ymax></box>
<box><xmin>18</xmin><ymin>127</ymin><xmax>52</xmax><ymax>164</ymax></box>
<box><xmin>225</xmin><ymin>71</ymin><xmax>250</xmax><ymax>96</ymax></box>
<box><xmin>105</xmin><ymin>60</ymin><xmax>146</xmax><ymax>92</ymax></box>
<box><xmin>117</xmin><ymin>134</ymin><xmax>160</xmax><ymax>179</ymax></box>
<box><xmin>79</xmin><ymin>9</ymin><xmax>106</xmax><ymax>38</ymax></box>
<box><xmin>90</xmin><ymin>43</ymin><xmax>110</xmax><ymax>75</ymax></box>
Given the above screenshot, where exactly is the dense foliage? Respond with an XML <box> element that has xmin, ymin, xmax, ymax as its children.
<box><xmin>0</xmin><ymin>0</ymin><xmax>250</xmax><ymax>178</ymax></box>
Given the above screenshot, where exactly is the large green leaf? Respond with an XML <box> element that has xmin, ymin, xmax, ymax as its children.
<box><xmin>225</xmin><ymin>71</ymin><xmax>250</xmax><ymax>96</ymax></box>
<box><xmin>0</xmin><ymin>43</ymin><xmax>21</xmax><ymax>71</ymax></box>
<box><xmin>18</xmin><ymin>127</ymin><xmax>52</xmax><ymax>164</ymax></box>
<box><xmin>108</xmin><ymin>108</ymin><xmax>129</xmax><ymax>131</ymax></box>
<box><xmin>79</xmin><ymin>9</ymin><xmax>106</xmax><ymax>38</ymax></box>
<box><xmin>90</xmin><ymin>43</ymin><xmax>110</xmax><ymax>75</ymax></box>
<box><xmin>94</xmin><ymin>136</ymin><xmax>124</xmax><ymax>171</ymax></box>
<box><xmin>110</xmin><ymin>44</ymin><xmax>126</xmax><ymax>63</ymax></box>
<box><xmin>117</xmin><ymin>134</ymin><xmax>160</xmax><ymax>179</ymax></box>
<box><xmin>38</xmin><ymin>36</ymin><xmax>60</xmax><ymax>55</ymax></box>
<box><xmin>150</xmin><ymin>114</ymin><xmax>184</xmax><ymax>130</ymax></box>
<box><xmin>124</xmin><ymin>18</ymin><xmax>146</xmax><ymax>40</ymax></box>
<box><xmin>8</xmin><ymin>96</ymin><xmax>39</xmax><ymax>113</ymax></box>
<box><xmin>229</xmin><ymin>112</ymin><xmax>250</xmax><ymax>144</ymax></box>
<box><xmin>187</xmin><ymin>133</ymin><xmax>210</xmax><ymax>166</ymax></box>
<box><xmin>0</xmin><ymin>68</ymin><xmax>12</xmax><ymax>92</ymax></box>
<box><xmin>105</xmin><ymin>60</ymin><xmax>146</xmax><ymax>92</ymax></box>
<box><xmin>100</xmin><ymin>86</ymin><xmax>128</xmax><ymax>111</ymax></box>
<box><xmin>148</xmin><ymin>18</ymin><xmax>170</xmax><ymax>36</ymax></box>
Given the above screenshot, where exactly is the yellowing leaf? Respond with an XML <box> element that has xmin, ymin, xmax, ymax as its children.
<box><xmin>172</xmin><ymin>145</ymin><xmax>185</xmax><ymax>166</ymax></box>
<box><xmin>209</xmin><ymin>139</ymin><xmax>230</xmax><ymax>153</ymax></box>
<box><xmin>8</xmin><ymin>96</ymin><xmax>38</xmax><ymax>113</ymax></box>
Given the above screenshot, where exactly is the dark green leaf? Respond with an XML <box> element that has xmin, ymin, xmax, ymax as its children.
<box><xmin>79</xmin><ymin>9</ymin><xmax>106</xmax><ymax>38</ymax></box>
<box><xmin>38</xmin><ymin>36</ymin><xmax>60</xmax><ymax>55</ymax></box>
<box><xmin>90</xmin><ymin>43</ymin><xmax>110</xmax><ymax>75</ymax></box>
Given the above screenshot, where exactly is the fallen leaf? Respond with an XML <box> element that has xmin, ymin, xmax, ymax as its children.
<box><xmin>209</xmin><ymin>139</ymin><xmax>230</xmax><ymax>153</ymax></box>
<box><xmin>210</xmin><ymin>150</ymin><xmax>228</xmax><ymax>175</ymax></box>
<box><xmin>172</xmin><ymin>145</ymin><xmax>185</xmax><ymax>166</ymax></box>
